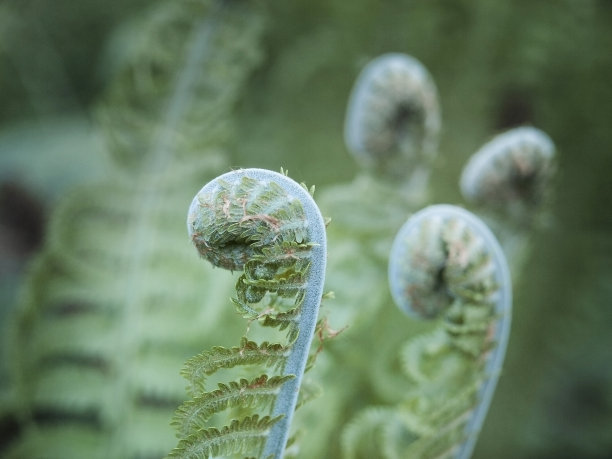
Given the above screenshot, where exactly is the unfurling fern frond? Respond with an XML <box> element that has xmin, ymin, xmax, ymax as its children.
<box><xmin>460</xmin><ymin>126</ymin><xmax>556</xmax><ymax>273</ymax></box>
<box><xmin>343</xmin><ymin>205</ymin><xmax>511</xmax><ymax>459</ymax></box>
<box><xmin>344</xmin><ymin>53</ymin><xmax>440</xmax><ymax>182</ymax></box>
<box><xmin>169</xmin><ymin>168</ymin><xmax>327</xmax><ymax>459</ymax></box>
<box><xmin>460</xmin><ymin>126</ymin><xmax>555</xmax><ymax>218</ymax></box>
<box><xmin>6</xmin><ymin>1</ymin><xmax>269</xmax><ymax>458</ymax></box>
<box><xmin>294</xmin><ymin>53</ymin><xmax>442</xmax><ymax>457</ymax></box>
<box><xmin>318</xmin><ymin>52</ymin><xmax>441</xmax><ymax>340</ymax></box>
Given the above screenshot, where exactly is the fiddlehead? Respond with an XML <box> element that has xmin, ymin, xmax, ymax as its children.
<box><xmin>460</xmin><ymin>126</ymin><xmax>556</xmax><ymax>221</ymax></box>
<box><xmin>299</xmin><ymin>54</ymin><xmax>442</xmax><ymax>456</ymax></box>
<box><xmin>320</xmin><ymin>53</ymin><xmax>442</xmax><ymax>332</ymax></box>
<box><xmin>343</xmin><ymin>205</ymin><xmax>511</xmax><ymax>459</ymax></box>
<box><xmin>459</xmin><ymin>126</ymin><xmax>556</xmax><ymax>271</ymax></box>
<box><xmin>344</xmin><ymin>53</ymin><xmax>440</xmax><ymax>182</ymax></box>
<box><xmin>169</xmin><ymin>168</ymin><xmax>327</xmax><ymax>458</ymax></box>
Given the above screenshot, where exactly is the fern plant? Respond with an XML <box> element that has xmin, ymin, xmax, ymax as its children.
<box><xmin>5</xmin><ymin>0</ymin><xmax>270</xmax><ymax>457</ymax></box>
<box><xmin>322</xmin><ymin>51</ymin><xmax>441</xmax><ymax>330</ymax></box>
<box><xmin>343</xmin><ymin>52</ymin><xmax>440</xmax><ymax>183</ymax></box>
<box><xmin>168</xmin><ymin>168</ymin><xmax>327</xmax><ymax>458</ymax></box>
<box><xmin>1</xmin><ymin>1</ymin><xmax>603</xmax><ymax>457</ymax></box>
<box><xmin>329</xmin><ymin>52</ymin><xmax>555</xmax><ymax>459</ymax></box>
<box><xmin>313</xmin><ymin>52</ymin><xmax>519</xmax><ymax>458</ymax></box>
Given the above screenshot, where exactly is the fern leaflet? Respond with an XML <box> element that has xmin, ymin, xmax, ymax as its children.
<box><xmin>168</xmin><ymin>414</ymin><xmax>281</xmax><ymax>459</ymax></box>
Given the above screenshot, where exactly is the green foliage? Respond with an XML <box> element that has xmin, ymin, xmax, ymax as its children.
<box><xmin>172</xmin><ymin>375</ymin><xmax>292</xmax><ymax>437</ymax></box>
<box><xmin>180</xmin><ymin>339</ymin><xmax>289</xmax><ymax>397</ymax></box>
<box><xmin>5</xmin><ymin>0</ymin><xmax>269</xmax><ymax>457</ymax></box>
<box><xmin>2</xmin><ymin>1</ymin><xmax>611</xmax><ymax>458</ymax></box>
<box><xmin>169</xmin><ymin>414</ymin><xmax>280</xmax><ymax>459</ymax></box>
<box><xmin>97</xmin><ymin>0</ymin><xmax>267</xmax><ymax>172</ymax></box>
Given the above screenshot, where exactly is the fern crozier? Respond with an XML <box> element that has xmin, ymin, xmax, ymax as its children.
<box><xmin>344</xmin><ymin>53</ymin><xmax>440</xmax><ymax>178</ymax></box>
<box><xmin>388</xmin><ymin>204</ymin><xmax>512</xmax><ymax>458</ymax></box>
<box><xmin>460</xmin><ymin>126</ymin><xmax>555</xmax><ymax>213</ymax></box>
<box><xmin>183</xmin><ymin>168</ymin><xmax>327</xmax><ymax>458</ymax></box>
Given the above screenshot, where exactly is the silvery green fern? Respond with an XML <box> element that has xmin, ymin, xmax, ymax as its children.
<box><xmin>460</xmin><ymin>126</ymin><xmax>556</xmax><ymax>273</ymax></box>
<box><xmin>370</xmin><ymin>204</ymin><xmax>511</xmax><ymax>459</ymax></box>
<box><xmin>168</xmin><ymin>168</ymin><xmax>327</xmax><ymax>458</ymax></box>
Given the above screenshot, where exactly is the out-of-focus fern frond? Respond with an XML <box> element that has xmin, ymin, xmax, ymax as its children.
<box><xmin>98</xmin><ymin>0</ymin><xmax>266</xmax><ymax>173</ymax></box>
<box><xmin>6</xmin><ymin>1</ymin><xmax>269</xmax><ymax>458</ymax></box>
<box><xmin>342</xmin><ymin>206</ymin><xmax>511</xmax><ymax>459</ymax></box>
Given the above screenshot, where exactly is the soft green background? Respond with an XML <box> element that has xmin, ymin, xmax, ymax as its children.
<box><xmin>1</xmin><ymin>1</ymin><xmax>611</xmax><ymax>457</ymax></box>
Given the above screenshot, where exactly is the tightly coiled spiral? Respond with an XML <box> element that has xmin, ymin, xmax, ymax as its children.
<box><xmin>460</xmin><ymin>126</ymin><xmax>555</xmax><ymax>213</ymax></box>
<box><xmin>344</xmin><ymin>53</ymin><xmax>440</xmax><ymax>178</ymax></box>
<box><xmin>188</xmin><ymin>170</ymin><xmax>310</xmax><ymax>272</ymax></box>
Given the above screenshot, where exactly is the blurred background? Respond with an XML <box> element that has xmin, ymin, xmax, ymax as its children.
<box><xmin>1</xmin><ymin>0</ymin><xmax>611</xmax><ymax>457</ymax></box>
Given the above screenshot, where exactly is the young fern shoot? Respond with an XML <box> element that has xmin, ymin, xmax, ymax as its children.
<box><xmin>344</xmin><ymin>53</ymin><xmax>440</xmax><ymax>182</ymax></box>
<box><xmin>319</xmin><ymin>52</ymin><xmax>442</xmax><ymax>334</ymax></box>
<box><xmin>460</xmin><ymin>126</ymin><xmax>556</xmax><ymax>220</ymax></box>
<box><xmin>389</xmin><ymin>205</ymin><xmax>512</xmax><ymax>459</ymax></box>
<box><xmin>388</xmin><ymin>205</ymin><xmax>511</xmax><ymax>458</ymax></box>
<box><xmin>460</xmin><ymin>126</ymin><xmax>556</xmax><ymax>271</ymax></box>
<box><xmin>343</xmin><ymin>205</ymin><xmax>511</xmax><ymax>459</ymax></box>
<box><xmin>169</xmin><ymin>168</ymin><xmax>327</xmax><ymax>458</ymax></box>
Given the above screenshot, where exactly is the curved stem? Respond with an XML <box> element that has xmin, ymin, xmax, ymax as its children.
<box><xmin>262</xmin><ymin>174</ymin><xmax>327</xmax><ymax>458</ymax></box>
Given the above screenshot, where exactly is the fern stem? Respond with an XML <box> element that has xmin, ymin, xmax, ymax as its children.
<box><xmin>261</xmin><ymin>177</ymin><xmax>327</xmax><ymax>459</ymax></box>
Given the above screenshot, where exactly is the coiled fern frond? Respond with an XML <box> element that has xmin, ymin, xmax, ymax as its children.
<box><xmin>168</xmin><ymin>169</ymin><xmax>327</xmax><ymax>458</ymax></box>
<box><xmin>343</xmin><ymin>205</ymin><xmax>511</xmax><ymax>459</ymax></box>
